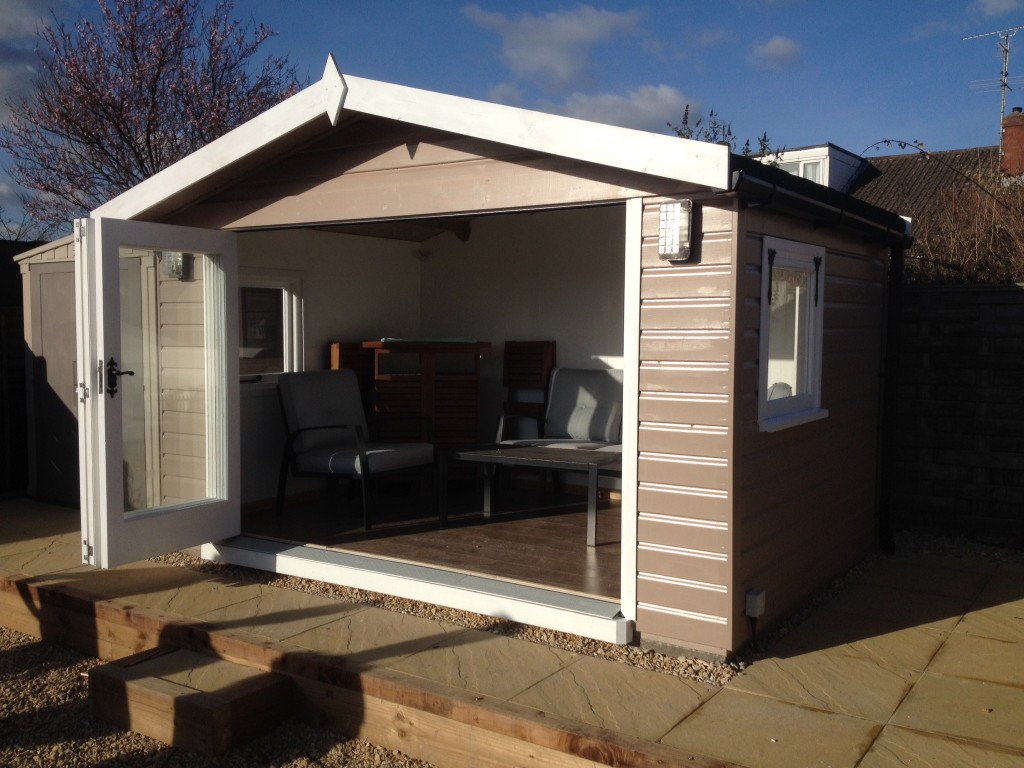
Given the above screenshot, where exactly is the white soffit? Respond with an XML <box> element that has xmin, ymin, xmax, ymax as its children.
<box><xmin>94</xmin><ymin>55</ymin><xmax>728</xmax><ymax>221</ymax></box>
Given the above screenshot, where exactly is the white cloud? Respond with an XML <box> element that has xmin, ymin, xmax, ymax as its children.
<box><xmin>487</xmin><ymin>81</ymin><xmax>524</xmax><ymax>106</ymax></box>
<box><xmin>972</xmin><ymin>0</ymin><xmax>1023</xmax><ymax>16</ymax></box>
<box><xmin>463</xmin><ymin>4</ymin><xmax>643</xmax><ymax>92</ymax></box>
<box><xmin>545</xmin><ymin>84</ymin><xmax>692</xmax><ymax>133</ymax></box>
<box><xmin>747</xmin><ymin>35</ymin><xmax>801</xmax><ymax>70</ymax></box>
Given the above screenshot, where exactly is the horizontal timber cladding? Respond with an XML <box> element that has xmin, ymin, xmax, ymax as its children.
<box><xmin>634</xmin><ymin>197</ymin><xmax>738</xmax><ymax>653</ymax></box>
<box><xmin>730</xmin><ymin>207</ymin><xmax>889</xmax><ymax>651</ymax></box>
<box><xmin>164</xmin><ymin>118</ymin><xmax>699</xmax><ymax>230</ymax></box>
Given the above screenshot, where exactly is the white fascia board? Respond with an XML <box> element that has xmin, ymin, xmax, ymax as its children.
<box><xmin>341</xmin><ymin>72</ymin><xmax>730</xmax><ymax>190</ymax></box>
<box><xmin>92</xmin><ymin>57</ymin><xmax>347</xmax><ymax>221</ymax></box>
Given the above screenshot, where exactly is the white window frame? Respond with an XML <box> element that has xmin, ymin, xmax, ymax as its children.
<box><xmin>238</xmin><ymin>267</ymin><xmax>304</xmax><ymax>380</ymax></box>
<box><xmin>758</xmin><ymin>236</ymin><xmax>828</xmax><ymax>432</ymax></box>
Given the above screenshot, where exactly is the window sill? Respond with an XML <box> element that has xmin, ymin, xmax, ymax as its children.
<box><xmin>759</xmin><ymin>407</ymin><xmax>829</xmax><ymax>433</ymax></box>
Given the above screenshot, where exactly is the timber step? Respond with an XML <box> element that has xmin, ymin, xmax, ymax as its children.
<box><xmin>89</xmin><ymin>646</ymin><xmax>293</xmax><ymax>757</ymax></box>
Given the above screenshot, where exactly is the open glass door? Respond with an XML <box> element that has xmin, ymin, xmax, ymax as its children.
<box><xmin>75</xmin><ymin>217</ymin><xmax>239</xmax><ymax>568</ymax></box>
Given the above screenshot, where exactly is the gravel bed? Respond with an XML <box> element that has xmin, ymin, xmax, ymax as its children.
<box><xmin>0</xmin><ymin>625</ymin><xmax>433</xmax><ymax>768</ymax></box>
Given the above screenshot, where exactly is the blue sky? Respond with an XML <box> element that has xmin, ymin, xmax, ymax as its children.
<box><xmin>3</xmin><ymin>0</ymin><xmax>1024</xmax><ymax>224</ymax></box>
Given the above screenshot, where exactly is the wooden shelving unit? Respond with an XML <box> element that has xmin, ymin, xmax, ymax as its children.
<box><xmin>361</xmin><ymin>340</ymin><xmax>491</xmax><ymax>448</ymax></box>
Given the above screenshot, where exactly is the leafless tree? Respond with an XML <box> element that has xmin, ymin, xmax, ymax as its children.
<box><xmin>0</xmin><ymin>0</ymin><xmax>302</xmax><ymax>233</ymax></box>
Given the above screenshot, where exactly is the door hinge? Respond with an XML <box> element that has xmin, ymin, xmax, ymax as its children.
<box><xmin>82</xmin><ymin>539</ymin><xmax>93</xmax><ymax>562</ymax></box>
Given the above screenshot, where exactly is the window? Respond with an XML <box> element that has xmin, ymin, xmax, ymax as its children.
<box><xmin>778</xmin><ymin>159</ymin><xmax>823</xmax><ymax>185</ymax></box>
<box><xmin>758</xmin><ymin>237</ymin><xmax>827</xmax><ymax>431</ymax></box>
<box><xmin>238</xmin><ymin>268</ymin><xmax>303</xmax><ymax>378</ymax></box>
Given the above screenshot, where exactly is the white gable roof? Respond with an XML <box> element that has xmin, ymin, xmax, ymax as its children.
<box><xmin>94</xmin><ymin>55</ymin><xmax>730</xmax><ymax>221</ymax></box>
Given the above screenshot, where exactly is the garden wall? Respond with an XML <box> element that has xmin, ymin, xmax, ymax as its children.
<box><xmin>892</xmin><ymin>284</ymin><xmax>1024</xmax><ymax>541</ymax></box>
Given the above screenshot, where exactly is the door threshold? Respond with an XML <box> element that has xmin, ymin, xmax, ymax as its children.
<box><xmin>203</xmin><ymin>535</ymin><xmax>633</xmax><ymax>644</ymax></box>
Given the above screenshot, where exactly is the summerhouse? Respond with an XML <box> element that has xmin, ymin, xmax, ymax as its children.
<box><xmin>20</xmin><ymin>57</ymin><xmax>909</xmax><ymax>658</ymax></box>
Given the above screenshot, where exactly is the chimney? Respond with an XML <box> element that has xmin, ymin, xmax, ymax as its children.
<box><xmin>1002</xmin><ymin>106</ymin><xmax>1024</xmax><ymax>176</ymax></box>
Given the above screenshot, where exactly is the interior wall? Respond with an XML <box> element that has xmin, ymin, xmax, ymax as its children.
<box><xmin>419</xmin><ymin>206</ymin><xmax>626</xmax><ymax>439</ymax></box>
<box><xmin>237</xmin><ymin>228</ymin><xmax>422</xmax><ymax>503</ymax></box>
<box><xmin>238</xmin><ymin>228</ymin><xmax>423</xmax><ymax>365</ymax></box>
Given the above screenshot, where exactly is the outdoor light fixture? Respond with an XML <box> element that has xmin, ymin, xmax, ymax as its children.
<box><xmin>159</xmin><ymin>251</ymin><xmax>194</xmax><ymax>281</ymax></box>
<box><xmin>658</xmin><ymin>199</ymin><xmax>693</xmax><ymax>260</ymax></box>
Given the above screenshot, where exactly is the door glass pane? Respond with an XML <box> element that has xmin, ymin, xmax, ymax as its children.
<box><xmin>119</xmin><ymin>248</ymin><xmax>210</xmax><ymax>514</ymax></box>
<box><xmin>766</xmin><ymin>266</ymin><xmax>812</xmax><ymax>400</ymax></box>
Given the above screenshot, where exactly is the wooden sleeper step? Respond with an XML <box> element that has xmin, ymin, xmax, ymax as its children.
<box><xmin>89</xmin><ymin>646</ymin><xmax>293</xmax><ymax>757</ymax></box>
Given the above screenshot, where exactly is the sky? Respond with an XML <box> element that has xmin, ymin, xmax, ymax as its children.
<box><xmin>3</xmin><ymin>0</ymin><xmax>1024</xmax><ymax>227</ymax></box>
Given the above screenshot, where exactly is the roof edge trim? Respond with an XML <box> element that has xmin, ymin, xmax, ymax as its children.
<box><xmin>339</xmin><ymin>72</ymin><xmax>730</xmax><ymax>190</ymax></box>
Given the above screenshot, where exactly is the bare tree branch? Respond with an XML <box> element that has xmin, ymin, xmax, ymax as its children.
<box><xmin>0</xmin><ymin>0</ymin><xmax>303</xmax><ymax>234</ymax></box>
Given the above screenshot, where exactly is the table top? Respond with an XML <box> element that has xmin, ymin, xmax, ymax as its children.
<box><xmin>453</xmin><ymin>444</ymin><xmax>622</xmax><ymax>470</ymax></box>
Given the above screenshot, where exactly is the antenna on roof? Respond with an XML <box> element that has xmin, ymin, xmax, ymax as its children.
<box><xmin>964</xmin><ymin>24</ymin><xmax>1024</xmax><ymax>157</ymax></box>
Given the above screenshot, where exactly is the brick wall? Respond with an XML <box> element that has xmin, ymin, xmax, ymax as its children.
<box><xmin>891</xmin><ymin>284</ymin><xmax>1024</xmax><ymax>541</ymax></box>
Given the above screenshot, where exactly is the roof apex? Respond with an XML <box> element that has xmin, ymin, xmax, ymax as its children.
<box><xmin>93</xmin><ymin>56</ymin><xmax>730</xmax><ymax>222</ymax></box>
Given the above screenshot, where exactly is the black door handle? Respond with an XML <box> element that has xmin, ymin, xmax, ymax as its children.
<box><xmin>106</xmin><ymin>357</ymin><xmax>135</xmax><ymax>397</ymax></box>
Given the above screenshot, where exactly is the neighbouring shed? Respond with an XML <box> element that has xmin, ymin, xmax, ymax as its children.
<box><xmin>15</xmin><ymin>236</ymin><xmax>77</xmax><ymax>505</ymax></box>
<box><xmin>35</xmin><ymin>58</ymin><xmax>909</xmax><ymax>657</ymax></box>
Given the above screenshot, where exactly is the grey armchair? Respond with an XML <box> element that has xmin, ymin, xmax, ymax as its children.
<box><xmin>276</xmin><ymin>370</ymin><xmax>435</xmax><ymax>530</ymax></box>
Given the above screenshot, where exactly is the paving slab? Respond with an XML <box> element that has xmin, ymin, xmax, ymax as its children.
<box><xmin>769</xmin><ymin>605</ymin><xmax>947</xmax><ymax>673</ymax></box>
<box><xmin>860</xmin><ymin>725</ymin><xmax>1024</xmax><ymax>768</ymax></box>
<box><xmin>0</xmin><ymin>540</ymin><xmax>84</xmax><ymax>578</ymax></box>
<box><xmin>0</xmin><ymin>500</ymin><xmax>80</xmax><ymax>536</ymax></box>
<box><xmin>510</xmin><ymin>654</ymin><xmax>716</xmax><ymax>742</ymax></box>
<box><xmin>284</xmin><ymin>606</ymin><xmax>470</xmax><ymax>669</ymax></box>
<box><xmin>27</xmin><ymin>561</ymin><xmax>213</xmax><ymax>602</ymax></box>
<box><xmin>820</xmin><ymin>580</ymin><xmax>969</xmax><ymax>633</ymax></box>
<box><xmin>890</xmin><ymin>672</ymin><xmax>1024</xmax><ymax>751</ymax></box>
<box><xmin>661</xmin><ymin>687</ymin><xmax>881</xmax><ymax>768</ymax></box>
<box><xmin>929</xmin><ymin>632</ymin><xmax>1024</xmax><ymax>686</ymax></box>
<box><xmin>198</xmin><ymin>586</ymin><xmax>368</xmax><ymax>641</ymax></box>
<box><xmin>728</xmin><ymin>644</ymin><xmax>918</xmax><ymax>721</ymax></box>
<box><xmin>390</xmin><ymin>626</ymin><xmax>577</xmax><ymax>700</ymax></box>
<box><xmin>956</xmin><ymin>596</ymin><xmax>1024</xmax><ymax>643</ymax></box>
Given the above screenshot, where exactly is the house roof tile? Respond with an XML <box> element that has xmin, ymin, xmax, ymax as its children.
<box><xmin>853</xmin><ymin>146</ymin><xmax>999</xmax><ymax>221</ymax></box>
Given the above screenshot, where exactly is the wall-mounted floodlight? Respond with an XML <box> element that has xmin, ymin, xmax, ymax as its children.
<box><xmin>658</xmin><ymin>199</ymin><xmax>693</xmax><ymax>260</ymax></box>
<box><xmin>159</xmin><ymin>251</ymin><xmax>194</xmax><ymax>281</ymax></box>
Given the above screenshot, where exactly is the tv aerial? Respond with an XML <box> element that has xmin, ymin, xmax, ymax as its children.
<box><xmin>965</xmin><ymin>24</ymin><xmax>1024</xmax><ymax>154</ymax></box>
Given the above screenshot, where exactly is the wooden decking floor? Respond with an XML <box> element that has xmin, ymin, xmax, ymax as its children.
<box><xmin>242</xmin><ymin>480</ymin><xmax>622</xmax><ymax>601</ymax></box>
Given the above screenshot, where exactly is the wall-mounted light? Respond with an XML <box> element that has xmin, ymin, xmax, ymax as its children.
<box><xmin>658</xmin><ymin>199</ymin><xmax>693</xmax><ymax>261</ymax></box>
<box><xmin>159</xmin><ymin>251</ymin><xmax>194</xmax><ymax>281</ymax></box>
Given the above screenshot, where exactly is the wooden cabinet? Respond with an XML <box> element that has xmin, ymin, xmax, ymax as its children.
<box><xmin>361</xmin><ymin>340</ymin><xmax>490</xmax><ymax>448</ymax></box>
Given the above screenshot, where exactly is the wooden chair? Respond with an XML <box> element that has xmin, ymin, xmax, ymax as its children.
<box><xmin>496</xmin><ymin>340</ymin><xmax>556</xmax><ymax>441</ymax></box>
<box><xmin>276</xmin><ymin>369</ymin><xmax>435</xmax><ymax>530</ymax></box>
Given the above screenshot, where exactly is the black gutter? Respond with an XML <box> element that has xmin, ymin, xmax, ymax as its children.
<box><xmin>726</xmin><ymin>154</ymin><xmax>912</xmax><ymax>248</ymax></box>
